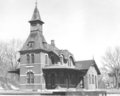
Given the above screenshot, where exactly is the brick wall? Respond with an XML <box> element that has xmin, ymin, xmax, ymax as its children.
<box><xmin>20</xmin><ymin>52</ymin><xmax>48</xmax><ymax>90</ymax></box>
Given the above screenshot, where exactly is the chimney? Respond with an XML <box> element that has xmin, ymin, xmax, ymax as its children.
<box><xmin>51</xmin><ymin>40</ymin><xmax>55</xmax><ymax>46</ymax></box>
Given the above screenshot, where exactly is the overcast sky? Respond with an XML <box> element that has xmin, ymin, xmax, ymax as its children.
<box><xmin>0</xmin><ymin>0</ymin><xmax>120</xmax><ymax>67</ymax></box>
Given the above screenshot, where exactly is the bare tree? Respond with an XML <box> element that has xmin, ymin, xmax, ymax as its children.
<box><xmin>0</xmin><ymin>39</ymin><xmax>23</xmax><ymax>77</ymax></box>
<box><xmin>102</xmin><ymin>47</ymin><xmax>120</xmax><ymax>88</ymax></box>
<box><xmin>99</xmin><ymin>67</ymin><xmax>112</xmax><ymax>89</ymax></box>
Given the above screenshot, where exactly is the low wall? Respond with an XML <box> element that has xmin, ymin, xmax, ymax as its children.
<box><xmin>65</xmin><ymin>90</ymin><xmax>106</xmax><ymax>96</ymax></box>
<box><xmin>0</xmin><ymin>90</ymin><xmax>106</xmax><ymax>96</ymax></box>
<box><xmin>106</xmin><ymin>89</ymin><xmax>120</xmax><ymax>96</ymax></box>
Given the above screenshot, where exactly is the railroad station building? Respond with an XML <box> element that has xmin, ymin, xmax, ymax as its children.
<box><xmin>10</xmin><ymin>4</ymin><xmax>101</xmax><ymax>91</ymax></box>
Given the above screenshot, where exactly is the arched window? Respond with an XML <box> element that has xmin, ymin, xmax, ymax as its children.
<box><xmin>27</xmin><ymin>71</ymin><xmax>34</xmax><ymax>84</ymax></box>
<box><xmin>45</xmin><ymin>54</ymin><xmax>48</xmax><ymax>65</ymax></box>
<box><xmin>27</xmin><ymin>54</ymin><xmax>30</xmax><ymax>64</ymax></box>
<box><xmin>31</xmin><ymin>72</ymin><xmax>34</xmax><ymax>83</ymax></box>
<box><xmin>92</xmin><ymin>75</ymin><xmax>94</xmax><ymax>84</ymax></box>
<box><xmin>68</xmin><ymin>58</ymin><xmax>72</xmax><ymax>66</ymax></box>
<box><xmin>95</xmin><ymin>76</ymin><xmax>97</xmax><ymax>88</ymax></box>
<box><xmin>89</xmin><ymin>74</ymin><xmax>91</xmax><ymax>84</ymax></box>
<box><xmin>31</xmin><ymin>54</ymin><xmax>34</xmax><ymax>63</ymax></box>
<box><xmin>68</xmin><ymin>56</ymin><xmax>74</xmax><ymax>66</ymax></box>
<box><xmin>27</xmin><ymin>72</ymin><xmax>30</xmax><ymax>83</ymax></box>
<box><xmin>60</xmin><ymin>55</ymin><xmax>63</xmax><ymax>64</ymax></box>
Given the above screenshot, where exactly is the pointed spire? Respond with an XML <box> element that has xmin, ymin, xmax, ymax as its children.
<box><xmin>29</xmin><ymin>1</ymin><xmax>44</xmax><ymax>24</ymax></box>
<box><xmin>31</xmin><ymin>4</ymin><xmax>41</xmax><ymax>20</ymax></box>
<box><xmin>35</xmin><ymin>0</ymin><xmax>37</xmax><ymax>7</ymax></box>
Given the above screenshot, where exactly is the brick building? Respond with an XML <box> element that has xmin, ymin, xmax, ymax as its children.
<box><xmin>9</xmin><ymin>4</ymin><xmax>100</xmax><ymax>91</ymax></box>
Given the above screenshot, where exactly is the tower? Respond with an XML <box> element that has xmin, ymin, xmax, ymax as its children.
<box><xmin>19</xmin><ymin>3</ymin><xmax>48</xmax><ymax>90</ymax></box>
<box><xmin>29</xmin><ymin>2</ymin><xmax>44</xmax><ymax>33</ymax></box>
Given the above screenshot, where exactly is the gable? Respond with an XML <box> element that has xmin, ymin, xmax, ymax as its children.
<box><xmin>87</xmin><ymin>65</ymin><xmax>98</xmax><ymax>76</ymax></box>
<box><xmin>75</xmin><ymin>60</ymin><xmax>100</xmax><ymax>75</ymax></box>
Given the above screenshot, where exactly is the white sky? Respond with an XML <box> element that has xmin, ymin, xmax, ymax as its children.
<box><xmin>0</xmin><ymin>0</ymin><xmax>120</xmax><ymax>67</ymax></box>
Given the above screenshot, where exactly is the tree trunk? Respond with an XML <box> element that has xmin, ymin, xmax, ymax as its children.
<box><xmin>115</xmin><ymin>75</ymin><xmax>119</xmax><ymax>88</ymax></box>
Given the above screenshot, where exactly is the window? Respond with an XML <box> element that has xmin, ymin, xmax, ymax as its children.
<box><xmin>27</xmin><ymin>71</ymin><xmax>34</xmax><ymax>84</ymax></box>
<box><xmin>89</xmin><ymin>74</ymin><xmax>91</xmax><ymax>84</ymax></box>
<box><xmin>68</xmin><ymin>59</ymin><xmax>70</xmax><ymax>66</ymax></box>
<box><xmin>31</xmin><ymin>72</ymin><xmax>34</xmax><ymax>83</ymax></box>
<box><xmin>27</xmin><ymin>54</ymin><xmax>30</xmax><ymax>64</ymax></box>
<box><xmin>69</xmin><ymin>56</ymin><xmax>74</xmax><ymax>66</ymax></box>
<box><xmin>31</xmin><ymin>54</ymin><xmax>34</xmax><ymax>63</ymax></box>
<box><xmin>45</xmin><ymin>54</ymin><xmax>48</xmax><ymax>65</ymax></box>
<box><xmin>69</xmin><ymin>58</ymin><xmax>72</xmax><ymax>66</ymax></box>
<box><xmin>92</xmin><ymin>75</ymin><xmax>94</xmax><ymax>84</ymax></box>
<box><xmin>60</xmin><ymin>55</ymin><xmax>63</xmax><ymax>64</ymax></box>
<box><xmin>27</xmin><ymin>41</ymin><xmax>34</xmax><ymax>48</ymax></box>
<box><xmin>95</xmin><ymin>76</ymin><xmax>97</xmax><ymax>88</ymax></box>
<box><xmin>27</xmin><ymin>72</ymin><xmax>30</xmax><ymax>83</ymax></box>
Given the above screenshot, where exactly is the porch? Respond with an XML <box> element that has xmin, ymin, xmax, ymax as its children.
<box><xmin>43</xmin><ymin>67</ymin><xmax>86</xmax><ymax>89</ymax></box>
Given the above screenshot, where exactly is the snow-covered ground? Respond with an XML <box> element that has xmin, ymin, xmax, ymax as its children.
<box><xmin>107</xmin><ymin>94</ymin><xmax>120</xmax><ymax>96</ymax></box>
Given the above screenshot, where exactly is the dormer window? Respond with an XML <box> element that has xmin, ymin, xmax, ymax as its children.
<box><xmin>60</xmin><ymin>55</ymin><xmax>63</xmax><ymax>64</ymax></box>
<box><xmin>68</xmin><ymin>56</ymin><xmax>75</xmax><ymax>67</ymax></box>
<box><xmin>27</xmin><ymin>41</ymin><xmax>34</xmax><ymax>48</ymax></box>
<box><xmin>68</xmin><ymin>56</ymin><xmax>72</xmax><ymax>66</ymax></box>
<box><xmin>68</xmin><ymin>59</ymin><xmax>72</xmax><ymax>66</ymax></box>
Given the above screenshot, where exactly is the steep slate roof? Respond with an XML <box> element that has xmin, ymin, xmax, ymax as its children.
<box><xmin>20</xmin><ymin>32</ymin><xmax>47</xmax><ymax>51</ymax></box>
<box><xmin>20</xmin><ymin>4</ymin><xmax>74</xmax><ymax>61</ymax></box>
<box><xmin>47</xmin><ymin>44</ymin><xmax>60</xmax><ymax>56</ymax></box>
<box><xmin>75</xmin><ymin>60</ymin><xmax>101</xmax><ymax>75</ymax></box>
<box><xmin>20</xmin><ymin>5</ymin><xmax>46</xmax><ymax>52</ymax></box>
<box><xmin>19</xmin><ymin>5</ymin><xmax>101</xmax><ymax>77</ymax></box>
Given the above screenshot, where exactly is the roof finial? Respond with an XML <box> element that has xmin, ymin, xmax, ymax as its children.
<box><xmin>35</xmin><ymin>0</ymin><xmax>38</xmax><ymax>7</ymax></box>
<box><xmin>92</xmin><ymin>55</ymin><xmax>94</xmax><ymax>60</ymax></box>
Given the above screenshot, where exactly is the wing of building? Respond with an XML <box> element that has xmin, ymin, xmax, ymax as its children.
<box><xmin>8</xmin><ymin>3</ymin><xmax>101</xmax><ymax>91</ymax></box>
